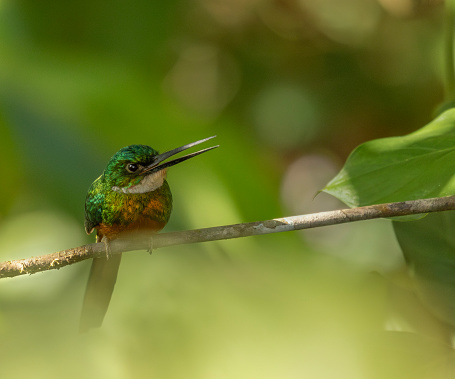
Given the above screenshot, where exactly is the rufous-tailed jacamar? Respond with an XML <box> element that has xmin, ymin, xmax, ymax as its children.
<box><xmin>80</xmin><ymin>136</ymin><xmax>218</xmax><ymax>332</ymax></box>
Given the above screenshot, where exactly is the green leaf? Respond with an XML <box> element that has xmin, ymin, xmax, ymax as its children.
<box><xmin>393</xmin><ymin>212</ymin><xmax>455</xmax><ymax>326</ymax></box>
<box><xmin>324</xmin><ymin>109</ymin><xmax>455</xmax><ymax>207</ymax></box>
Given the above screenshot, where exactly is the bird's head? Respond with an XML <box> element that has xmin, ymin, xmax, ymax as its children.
<box><xmin>103</xmin><ymin>136</ymin><xmax>218</xmax><ymax>194</ymax></box>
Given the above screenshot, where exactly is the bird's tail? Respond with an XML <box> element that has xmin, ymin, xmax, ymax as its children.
<box><xmin>79</xmin><ymin>253</ymin><xmax>122</xmax><ymax>333</ymax></box>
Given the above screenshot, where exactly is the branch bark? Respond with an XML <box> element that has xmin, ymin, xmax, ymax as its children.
<box><xmin>2</xmin><ymin>195</ymin><xmax>455</xmax><ymax>279</ymax></box>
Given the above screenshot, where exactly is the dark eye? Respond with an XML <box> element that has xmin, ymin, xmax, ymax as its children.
<box><xmin>126</xmin><ymin>163</ymin><xmax>139</xmax><ymax>173</ymax></box>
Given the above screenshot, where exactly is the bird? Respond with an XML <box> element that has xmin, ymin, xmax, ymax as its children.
<box><xmin>80</xmin><ymin>136</ymin><xmax>218</xmax><ymax>332</ymax></box>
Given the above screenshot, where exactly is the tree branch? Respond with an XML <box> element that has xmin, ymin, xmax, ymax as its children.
<box><xmin>2</xmin><ymin>195</ymin><xmax>455</xmax><ymax>279</ymax></box>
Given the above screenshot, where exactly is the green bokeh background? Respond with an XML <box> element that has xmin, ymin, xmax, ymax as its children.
<box><xmin>0</xmin><ymin>1</ymin><xmax>450</xmax><ymax>378</ymax></box>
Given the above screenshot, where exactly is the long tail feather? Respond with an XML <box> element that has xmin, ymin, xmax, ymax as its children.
<box><xmin>79</xmin><ymin>254</ymin><xmax>122</xmax><ymax>333</ymax></box>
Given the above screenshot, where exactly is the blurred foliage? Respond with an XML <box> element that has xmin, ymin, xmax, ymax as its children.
<box><xmin>0</xmin><ymin>0</ymin><xmax>453</xmax><ymax>378</ymax></box>
<box><xmin>394</xmin><ymin>212</ymin><xmax>455</xmax><ymax>329</ymax></box>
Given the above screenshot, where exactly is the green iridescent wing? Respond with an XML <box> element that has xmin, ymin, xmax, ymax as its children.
<box><xmin>84</xmin><ymin>177</ymin><xmax>105</xmax><ymax>234</ymax></box>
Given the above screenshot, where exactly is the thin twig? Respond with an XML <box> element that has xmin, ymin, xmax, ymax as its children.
<box><xmin>2</xmin><ymin>195</ymin><xmax>455</xmax><ymax>279</ymax></box>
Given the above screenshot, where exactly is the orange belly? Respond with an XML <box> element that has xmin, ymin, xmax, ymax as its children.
<box><xmin>96</xmin><ymin>217</ymin><xmax>166</xmax><ymax>240</ymax></box>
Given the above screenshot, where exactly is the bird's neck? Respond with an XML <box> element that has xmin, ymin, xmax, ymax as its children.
<box><xmin>111</xmin><ymin>169</ymin><xmax>167</xmax><ymax>194</ymax></box>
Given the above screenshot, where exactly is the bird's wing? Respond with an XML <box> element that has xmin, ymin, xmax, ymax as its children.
<box><xmin>84</xmin><ymin>178</ymin><xmax>105</xmax><ymax>234</ymax></box>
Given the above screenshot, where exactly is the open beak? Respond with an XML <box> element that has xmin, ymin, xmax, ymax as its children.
<box><xmin>142</xmin><ymin>136</ymin><xmax>219</xmax><ymax>175</ymax></box>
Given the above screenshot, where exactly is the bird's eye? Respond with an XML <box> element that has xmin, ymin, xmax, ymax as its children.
<box><xmin>126</xmin><ymin>163</ymin><xmax>139</xmax><ymax>173</ymax></box>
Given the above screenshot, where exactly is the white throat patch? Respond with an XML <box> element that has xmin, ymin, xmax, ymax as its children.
<box><xmin>112</xmin><ymin>170</ymin><xmax>166</xmax><ymax>194</ymax></box>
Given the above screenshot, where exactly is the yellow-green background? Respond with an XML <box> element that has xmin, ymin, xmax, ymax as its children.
<box><xmin>0</xmin><ymin>1</ymin><xmax>449</xmax><ymax>378</ymax></box>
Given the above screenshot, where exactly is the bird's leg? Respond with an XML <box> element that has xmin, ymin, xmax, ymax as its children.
<box><xmin>101</xmin><ymin>236</ymin><xmax>112</xmax><ymax>260</ymax></box>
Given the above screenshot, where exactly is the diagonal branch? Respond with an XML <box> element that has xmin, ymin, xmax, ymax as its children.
<box><xmin>2</xmin><ymin>195</ymin><xmax>455</xmax><ymax>279</ymax></box>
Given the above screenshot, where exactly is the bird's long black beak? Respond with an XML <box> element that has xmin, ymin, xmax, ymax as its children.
<box><xmin>143</xmin><ymin>136</ymin><xmax>219</xmax><ymax>174</ymax></box>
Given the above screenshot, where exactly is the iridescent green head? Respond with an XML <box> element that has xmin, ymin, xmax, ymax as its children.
<box><xmin>104</xmin><ymin>145</ymin><xmax>159</xmax><ymax>189</ymax></box>
<box><xmin>102</xmin><ymin>136</ymin><xmax>219</xmax><ymax>194</ymax></box>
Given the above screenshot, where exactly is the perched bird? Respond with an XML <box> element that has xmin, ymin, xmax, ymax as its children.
<box><xmin>80</xmin><ymin>136</ymin><xmax>218</xmax><ymax>332</ymax></box>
